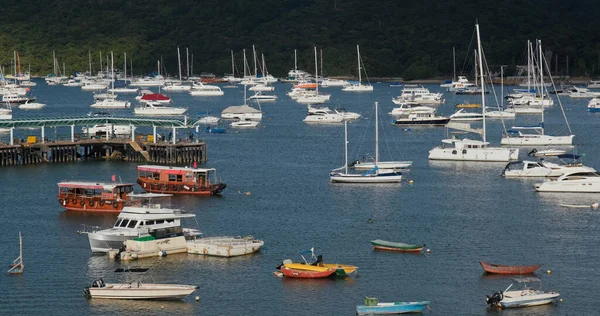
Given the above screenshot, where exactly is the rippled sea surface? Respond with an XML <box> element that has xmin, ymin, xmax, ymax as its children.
<box><xmin>2</xmin><ymin>80</ymin><xmax>600</xmax><ymax>315</ymax></box>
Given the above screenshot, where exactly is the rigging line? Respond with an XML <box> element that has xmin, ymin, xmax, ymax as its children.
<box><xmin>459</xmin><ymin>29</ymin><xmax>477</xmax><ymax>76</ymax></box>
<box><xmin>377</xmin><ymin>103</ymin><xmax>395</xmax><ymax>160</ymax></box>
<box><xmin>542</xmin><ymin>50</ymin><xmax>572</xmax><ymax>135</ymax></box>
<box><xmin>481</xmin><ymin>47</ymin><xmax>509</xmax><ymax>134</ymax></box>
<box><xmin>359</xmin><ymin>53</ymin><xmax>371</xmax><ymax>85</ymax></box>
<box><xmin>352</xmin><ymin>103</ymin><xmax>373</xmax><ymax>160</ymax></box>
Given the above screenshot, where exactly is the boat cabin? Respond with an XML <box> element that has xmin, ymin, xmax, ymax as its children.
<box><xmin>57</xmin><ymin>182</ymin><xmax>134</xmax><ymax>213</ymax></box>
<box><xmin>137</xmin><ymin>165</ymin><xmax>226</xmax><ymax>195</ymax></box>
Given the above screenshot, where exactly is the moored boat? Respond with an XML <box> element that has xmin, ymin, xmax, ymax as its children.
<box><xmin>57</xmin><ymin>181</ymin><xmax>134</xmax><ymax>213</ymax></box>
<box><xmin>480</xmin><ymin>261</ymin><xmax>541</xmax><ymax>274</ymax></box>
<box><xmin>370</xmin><ymin>239</ymin><xmax>424</xmax><ymax>252</ymax></box>
<box><xmin>357</xmin><ymin>297</ymin><xmax>430</xmax><ymax>315</ymax></box>
<box><xmin>137</xmin><ymin>165</ymin><xmax>226</xmax><ymax>196</ymax></box>
<box><xmin>279</xmin><ymin>265</ymin><xmax>335</xmax><ymax>278</ymax></box>
<box><xmin>486</xmin><ymin>277</ymin><xmax>560</xmax><ymax>308</ymax></box>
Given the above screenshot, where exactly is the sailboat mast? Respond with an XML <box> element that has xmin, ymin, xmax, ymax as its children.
<box><xmin>13</xmin><ymin>51</ymin><xmax>16</xmax><ymax>76</ymax></box>
<box><xmin>261</xmin><ymin>54</ymin><xmax>266</xmax><ymax>77</ymax></box>
<box><xmin>243</xmin><ymin>49</ymin><xmax>247</xmax><ymax>78</ymax></box>
<box><xmin>99</xmin><ymin>51</ymin><xmax>102</xmax><ymax>77</ymax></box>
<box><xmin>314</xmin><ymin>47</ymin><xmax>319</xmax><ymax>96</ymax></box>
<box><xmin>475</xmin><ymin>23</ymin><xmax>486</xmax><ymax>142</ymax></box>
<box><xmin>344</xmin><ymin>120</ymin><xmax>348</xmax><ymax>175</ymax></box>
<box><xmin>357</xmin><ymin>45</ymin><xmax>362</xmax><ymax>84</ymax></box>
<box><xmin>186</xmin><ymin>48</ymin><xmax>190</xmax><ymax>80</ymax></box>
<box><xmin>252</xmin><ymin>45</ymin><xmax>257</xmax><ymax>77</ymax></box>
<box><xmin>527</xmin><ymin>40</ymin><xmax>531</xmax><ymax>91</ymax></box>
<box><xmin>111</xmin><ymin>51</ymin><xmax>114</xmax><ymax>92</ymax></box>
<box><xmin>320</xmin><ymin>49</ymin><xmax>323</xmax><ymax>78</ymax></box>
<box><xmin>157</xmin><ymin>60</ymin><xmax>160</xmax><ymax>77</ymax></box>
<box><xmin>124</xmin><ymin>52</ymin><xmax>127</xmax><ymax>80</ymax></box>
<box><xmin>231</xmin><ymin>50</ymin><xmax>235</xmax><ymax>77</ymax></box>
<box><xmin>375</xmin><ymin>101</ymin><xmax>379</xmax><ymax>165</ymax></box>
<box><xmin>539</xmin><ymin>39</ymin><xmax>544</xmax><ymax>136</ymax></box>
<box><xmin>452</xmin><ymin>47</ymin><xmax>456</xmax><ymax>81</ymax></box>
<box><xmin>294</xmin><ymin>49</ymin><xmax>297</xmax><ymax>72</ymax></box>
<box><xmin>88</xmin><ymin>50</ymin><xmax>92</xmax><ymax>76</ymax></box>
<box><xmin>474</xmin><ymin>49</ymin><xmax>477</xmax><ymax>86</ymax></box>
<box><xmin>177</xmin><ymin>46</ymin><xmax>182</xmax><ymax>83</ymax></box>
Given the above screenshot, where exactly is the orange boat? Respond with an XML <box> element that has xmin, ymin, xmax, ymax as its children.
<box><xmin>137</xmin><ymin>165</ymin><xmax>226</xmax><ymax>196</ymax></box>
<box><xmin>294</xmin><ymin>82</ymin><xmax>317</xmax><ymax>89</ymax></box>
<box><xmin>57</xmin><ymin>182</ymin><xmax>134</xmax><ymax>213</ymax></box>
<box><xmin>480</xmin><ymin>261</ymin><xmax>541</xmax><ymax>274</ymax></box>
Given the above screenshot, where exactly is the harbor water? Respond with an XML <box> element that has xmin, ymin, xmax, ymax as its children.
<box><xmin>2</xmin><ymin>81</ymin><xmax>599</xmax><ymax>315</ymax></box>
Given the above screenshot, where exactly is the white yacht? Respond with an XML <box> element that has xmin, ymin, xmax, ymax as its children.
<box><xmin>588</xmin><ymin>80</ymin><xmax>600</xmax><ymax>89</ymax></box>
<box><xmin>296</xmin><ymin>93</ymin><xmax>330</xmax><ymax>104</ymax></box>
<box><xmin>393</xmin><ymin>112</ymin><xmax>450</xmax><ymax>126</ymax></box>
<box><xmin>303</xmin><ymin>109</ymin><xmax>344</xmax><ymax>123</ymax></box>
<box><xmin>535</xmin><ymin>171</ymin><xmax>600</xmax><ymax>193</ymax></box>
<box><xmin>134</xmin><ymin>102</ymin><xmax>187</xmax><ymax>116</ymax></box>
<box><xmin>568</xmin><ymin>86</ymin><xmax>600</xmax><ymax>98</ymax></box>
<box><xmin>82</xmin><ymin>194</ymin><xmax>201</xmax><ymax>253</ymax></box>
<box><xmin>64</xmin><ymin>79</ymin><xmax>83</xmax><ymax>87</ymax></box>
<box><xmin>231</xmin><ymin>119</ymin><xmax>260</xmax><ymax>128</ymax></box>
<box><xmin>449</xmin><ymin>109</ymin><xmax>483</xmax><ymax>121</ymax></box>
<box><xmin>90</xmin><ymin>98</ymin><xmax>131</xmax><ymax>109</ymax></box>
<box><xmin>129</xmin><ymin>76</ymin><xmax>166</xmax><ymax>87</ymax></box>
<box><xmin>320</xmin><ymin>78</ymin><xmax>348</xmax><ymax>87</ymax></box>
<box><xmin>19</xmin><ymin>101</ymin><xmax>46</xmax><ymax>110</ymax></box>
<box><xmin>195</xmin><ymin>116</ymin><xmax>220</xmax><ymax>125</ymax></box>
<box><xmin>249</xmin><ymin>83</ymin><xmax>274</xmax><ymax>92</ymax></box>
<box><xmin>82</xmin><ymin>124</ymin><xmax>132</xmax><ymax>137</ymax></box>
<box><xmin>503</xmin><ymin>159</ymin><xmax>595</xmax><ymax>178</ymax></box>
<box><xmin>189</xmin><ymin>83</ymin><xmax>224</xmax><ymax>96</ymax></box>
<box><xmin>163</xmin><ymin>82</ymin><xmax>191</xmax><ymax>92</ymax></box>
<box><xmin>393</xmin><ymin>84</ymin><xmax>444</xmax><ymax>105</ymax></box>
<box><xmin>389</xmin><ymin>103</ymin><xmax>435</xmax><ymax>116</ymax></box>
<box><xmin>248</xmin><ymin>91</ymin><xmax>277</xmax><ymax>102</ymax></box>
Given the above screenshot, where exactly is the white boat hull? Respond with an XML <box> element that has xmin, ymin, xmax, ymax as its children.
<box><xmin>330</xmin><ymin>172</ymin><xmax>402</xmax><ymax>183</ymax></box>
<box><xmin>187</xmin><ymin>237</ymin><xmax>264</xmax><ymax>257</ymax></box>
<box><xmin>108</xmin><ymin>88</ymin><xmax>138</xmax><ymax>93</ymax></box>
<box><xmin>353</xmin><ymin>161</ymin><xmax>412</xmax><ymax>170</ymax></box>
<box><xmin>501</xmin><ymin>135</ymin><xmax>574</xmax><ymax>146</ymax></box>
<box><xmin>428</xmin><ymin>147</ymin><xmax>519</xmax><ymax>162</ymax></box>
<box><xmin>190</xmin><ymin>90</ymin><xmax>224</xmax><ymax>96</ymax></box>
<box><xmin>135</xmin><ymin>108</ymin><xmax>187</xmax><ymax>116</ymax></box>
<box><xmin>498</xmin><ymin>291</ymin><xmax>560</xmax><ymax>308</ymax></box>
<box><xmin>342</xmin><ymin>84</ymin><xmax>373</xmax><ymax>92</ymax></box>
<box><xmin>535</xmin><ymin>180</ymin><xmax>600</xmax><ymax>192</ymax></box>
<box><xmin>221</xmin><ymin>113</ymin><xmax>262</xmax><ymax>121</ymax></box>
<box><xmin>88</xmin><ymin>283</ymin><xmax>197</xmax><ymax>300</ymax></box>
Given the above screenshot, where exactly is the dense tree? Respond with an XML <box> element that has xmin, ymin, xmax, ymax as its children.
<box><xmin>0</xmin><ymin>0</ymin><xmax>598</xmax><ymax>79</ymax></box>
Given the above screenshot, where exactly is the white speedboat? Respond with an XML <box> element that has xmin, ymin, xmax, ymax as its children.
<box><xmin>320</xmin><ymin>78</ymin><xmax>348</xmax><ymax>87</ymax></box>
<box><xmin>535</xmin><ymin>170</ymin><xmax>600</xmax><ymax>192</ymax></box>
<box><xmin>81</xmin><ymin>194</ymin><xmax>201</xmax><ymax>253</ymax></box>
<box><xmin>389</xmin><ymin>103</ymin><xmax>435</xmax><ymax>116</ymax></box>
<box><xmin>134</xmin><ymin>102</ymin><xmax>187</xmax><ymax>116</ymax></box>
<box><xmin>588</xmin><ymin>97</ymin><xmax>600</xmax><ymax>112</ymax></box>
<box><xmin>393</xmin><ymin>112</ymin><xmax>450</xmax><ymax>126</ymax></box>
<box><xmin>82</xmin><ymin>124</ymin><xmax>132</xmax><ymax>137</ymax></box>
<box><xmin>196</xmin><ymin>116</ymin><xmax>220</xmax><ymax>125</ymax></box>
<box><xmin>485</xmin><ymin>107</ymin><xmax>516</xmax><ymax>119</ymax></box>
<box><xmin>248</xmin><ymin>83</ymin><xmax>274</xmax><ymax>92</ymax></box>
<box><xmin>84</xmin><ymin>268</ymin><xmax>198</xmax><ymax>300</ymax></box>
<box><xmin>248</xmin><ymin>92</ymin><xmax>277</xmax><ymax>102</ymax></box>
<box><xmin>568</xmin><ymin>86</ymin><xmax>600</xmax><ymax>98</ymax></box>
<box><xmin>486</xmin><ymin>278</ymin><xmax>560</xmax><ymax>308</ymax></box>
<box><xmin>19</xmin><ymin>101</ymin><xmax>46</xmax><ymax>110</ymax></box>
<box><xmin>163</xmin><ymin>82</ymin><xmax>191</xmax><ymax>92</ymax></box>
<box><xmin>231</xmin><ymin>119</ymin><xmax>260</xmax><ymax>128</ymax></box>
<box><xmin>90</xmin><ymin>98</ymin><xmax>131</xmax><ymax>109</ymax></box>
<box><xmin>190</xmin><ymin>83</ymin><xmax>224</xmax><ymax>96</ymax></box>
<box><xmin>303</xmin><ymin>111</ymin><xmax>343</xmax><ymax>123</ymax></box>
<box><xmin>502</xmin><ymin>159</ymin><xmax>595</xmax><ymax>178</ymax></box>
<box><xmin>450</xmin><ymin>108</ymin><xmax>483</xmax><ymax>121</ymax></box>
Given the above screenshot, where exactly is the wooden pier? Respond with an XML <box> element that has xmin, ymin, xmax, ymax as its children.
<box><xmin>0</xmin><ymin>138</ymin><xmax>206</xmax><ymax>166</ymax></box>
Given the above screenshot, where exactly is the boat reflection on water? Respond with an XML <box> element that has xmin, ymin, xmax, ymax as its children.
<box><xmin>87</xmin><ymin>297</ymin><xmax>194</xmax><ymax>313</ymax></box>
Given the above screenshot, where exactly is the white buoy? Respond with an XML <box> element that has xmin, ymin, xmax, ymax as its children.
<box><xmin>426</xmin><ymin>249</ymin><xmax>431</xmax><ymax>253</ymax></box>
<box><xmin>592</xmin><ymin>202</ymin><xmax>599</xmax><ymax>209</ymax></box>
<box><xmin>547</xmin><ymin>269</ymin><xmax>551</xmax><ymax>274</ymax></box>
<box><xmin>559</xmin><ymin>298</ymin><xmax>563</xmax><ymax>302</ymax></box>
<box><xmin>409</xmin><ymin>180</ymin><xmax>414</xmax><ymax>184</ymax></box>
<box><xmin>195</xmin><ymin>296</ymin><xmax>200</xmax><ymax>302</ymax></box>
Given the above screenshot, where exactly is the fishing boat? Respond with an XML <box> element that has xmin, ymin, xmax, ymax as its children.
<box><xmin>370</xmin><ymin>239</ymin><xmax>424</xmax><ymax>252</ymax></box>
<box><xmin>137</xmin><ymin>165</ymin><xmax>226</xmax><ymax>196</ymax></box>
<box><xmin>84</xmin><ymin>268</ymin><xmax>198</xmax><ymax>300</ymax></box>
<box><xmin>486</xmin><ymin>277</ymin><xmax>559</xmax><ymax>308</ymax></box>
<box><xmin>480</xmin><ymin>261</ymin><xmax>541</xmax><ymax>274</ymax></box>
<box><xmin>57</xmin><ymin>181</ymin><xmax>134</xmax><ymax>213</ymax></box>
<box><xmin>330</xmin><ymin>103</ymin><xmax>402</xmax><ymax>183</ymax></box>
<box><xmin>357</xmin><ymin>297</ymin><xmax>430</xmax><ymax>315</ymax></box>
<box><xmin>341</xmin><ymin>45</ymin><xmax>373</xmax><ymax>92</ymax></box>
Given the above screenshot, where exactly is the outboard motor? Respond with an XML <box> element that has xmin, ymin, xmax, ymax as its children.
<box><xmin>528</xmin><ymin>148</ymin><xmax>538</xmax><ymax>156</ymax></box>
<box><xmin>311</xmin><ymin>255</ymin><xmax>323</xmax><ymax>266</ymax></box>
<box><xmin>486</xmin><ymin>291</ymin><xmax>504</xmax><ymax>307</ymax></box>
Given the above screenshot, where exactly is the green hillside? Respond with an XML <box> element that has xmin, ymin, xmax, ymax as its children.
<box><xmin>0</xmin><ymin>0</ymin><xmax>598</xmax><ymax>79</ymax></box>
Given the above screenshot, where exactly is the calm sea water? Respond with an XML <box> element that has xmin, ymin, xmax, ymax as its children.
<box><xmin>2</xmin><ymin>80</ymin><xmax>600</xmax><ymax>315</ymax></box>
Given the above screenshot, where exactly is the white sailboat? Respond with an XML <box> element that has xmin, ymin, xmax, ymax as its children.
<box><xmin>109</xmin><ymin>53</ymin><xmax>138</xmax><ymax>93</ymax></box>
<box><xmin>221</xmin><ymin>84</ymin><xmax>262</xmax><ymax>121</ymax></box>
<box><xmin>297</xmin><ymin>47</ymin><xmax>331</xmax><ymax>104</ymax></box>
<box><xmin>341</xmin><ymin>45</ymin><xmax>373</xmax><ymax>92</ymax></box>
<box><xmin>163</xmin><ymin>47</ymin><xmax>191</xmax><ymax>92</ymax></box>
<box><xmin>428</xmin><ymin>23</ymin><xmax>519</xmax><ymax>162</ymax></box>
<box><xmin>330</xmin><ymin>102</ymin><xmax>402</xmax><ymax>183</ymax></box>
<box><xmin>91</xmin><ymin>52</ymin><xmax>130</xmax><ymax>109</ymax></box>
<box><xmin>501</xmin><ymin>40</ymin><xmax>574</xmax><ymax>146</ymax></box>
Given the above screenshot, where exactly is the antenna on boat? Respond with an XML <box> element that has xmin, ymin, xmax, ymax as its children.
<box><xmin>7</xmin><ymin>232</ymin><xmax>23</xmax><ymax>274</ymax></box>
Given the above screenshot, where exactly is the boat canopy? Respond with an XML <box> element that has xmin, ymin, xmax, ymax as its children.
<box><xmin>138</xmin><ymin>165</ymin><xmax>216</xmax><ymax>174</ymax></box>
<box><xmin>58</xmin><ymin>182</ymin><xmax>133</xmax><ymax>190</ymax></box>
<box><xmin>222</xmin><ymin>105</ymin><xmax>261</xmax><ymax>114</ymax></box>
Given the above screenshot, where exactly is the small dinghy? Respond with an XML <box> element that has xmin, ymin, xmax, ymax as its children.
<box><xmin>370</xmin><ymin>239</ymin><xmax>425</xmax><ymax>252</ymax></box>
<box><xmin>480</xmin><ymin>261</ymin><xmax>541</xmax><ymax>274</ymax></box>
<box><xmin>528</xmin><ymin>148</ymin><xmax>567</xmax><ymax>157</ymax></box>
<box><xmin>357</xmin><ymin>297</ymin><xmax>430</xmax><ymax>315</ymax></box>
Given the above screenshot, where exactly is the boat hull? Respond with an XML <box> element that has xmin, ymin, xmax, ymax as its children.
<box><xmin>88</xmin><ymin>283</ymin><xmax>197</xmax><ymax>300</ymax></box>
<box><xmin>480</xmin><ymin>261</ymin><xmax>541</xmax><ymax>274</ymax></box>
<box><xmin>187</xmin><ymin>237</ymin><xmax>264</xmax><ymax>257</ymax></box>
<box><xmin>371</xmin><ymin>239</ymin><xmax>424</xmax><ymax>252</ymax></box>
<box><xmin>280</xmin><ymin>266</ymin><xmax>335</xmax><ymax>278</ymax></box>
<box><xmin>57</xmin><ymin>197</ymin><xmax>125</xmax><ymax>213</ymax></box>
<box><xmin>501</xmin><ymin>135</ymin><xmax>574</xmax><ymax>146</ymax></box>
<box><xmin>535</xmin><ymin>181</ymin><xmax>600</xmax><ymax>193</ymax></box>
<box><xmin>428</xmin><ymin>147</ymin><xmax>519</xmax><ymax>162</ymax></box>
<box><xmin>393</xmin><ymin>118</ymin><xmax>450</xmax><ymax>126</ymax></box>
<box><xmin>498</xmin><ymin>291</ymin><xmax>560</xmax><ymax>308</ymax></box>
<box><xmin>353</xmin><ymin>161</ymin><xmax>412</xmax><ymax>170</ymax></box>
<box><xmin>138</xmin><ymin>179</ymin><xmax>226</xmax><ymax>196</ymax></box>
<box><xmin>330</xmin><ymin>173</ymin><xmax>402</xmax><ymax>183</ymax></box>
<box><xmin>356</xmin><ymin>301</ymin><xmax>430</xmax><ymax>315</ymax></box>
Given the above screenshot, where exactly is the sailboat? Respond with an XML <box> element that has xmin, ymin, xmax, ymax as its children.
<box><xmin>109</xmin><ymin>53</ymin><xmax>138</xmax><ymax>93</ymax></box>
<box><xmin>221</xmin><ymin>83</ymin><xmax>262</xmax><ymax>121</ymax></box>
<box><xmin>164</xmin><ymin>47</ymin><xmax>191</xmax><ymax>92</ymax></box>
<box><xmin>501</xmin><ymin>39</ymin><xmax>574</xmax><ymax>146</ymax></box>
<box><xmin>428</xmin><ymin>23</ymin><xmax>519</xmax><ymax>162</ymax></box>
<box><xmin>330</xmin><ymin>102</ymin><xmax>402</xmax><ymax>183</ymax></box>
<box><xmin>297</xmin><ymin>47</ymin><xmax>331</xmax><ymax>104</ymax></box>
<box><xmin>342</xmin><ymin>45</ymin><xmax>373</xmax><ymax>92</ymax></box>
<box><xmin>91</xmin><ymin>52</ymin><xmax>131</xmax><ymax>109</ymax></box>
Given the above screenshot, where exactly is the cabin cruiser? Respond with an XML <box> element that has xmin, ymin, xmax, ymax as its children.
<box><xmin>195</xmin><ymin>115</ymin><xmax>220</xmax><ymax>125</ymax></box>
<box><xmin>249</xmin><ymin>83</ymin><xmax>275</xmax><ymax>92</ymax></box>
<box><xmin>81</xmin><ymin>194</ymin><xmax>202</xmax><ymax>253</ymax></box>
<box><xmin>221</xmin><ymin>104</ymin><xmax>262</xmax><ymax>121</ymax></box>
<box><xmin>449</xmin><ymin>109</ymin><xmax>483</xmax><ymax>121</ymax></box>
<box><xmin>428</xmin><ymin>138</ymin><xmax>519</xmax><ymax>162</ymax></box>
<box><xmin>393</xmin><ymin>112</ymin><xmax>450</xmax><ymax>126</ymax></box>
<box><xmin>248</xmin><ymin>91</ymin><xmax>277</xmax><ymax>102</ymax></box>
<box><xmin>84</xmin><ymin>267</ymin><xmax>198</xmax><ymax>300</ymax></box>
<box><xmin>486</xmin><ymin>278</ymin><xmax>559</xmax><ymax>308</ymax></box>
<box><xmin>502</xmin><ymin>158</ymin><xmax>595</xmax><ymax>178</ymax></box>
<box><xmin>588</xmin><ymin>97</ymin><xmax>600</xmax><ymax>112</ymax></box>
<box><xmin>320</xmin><ymin>78</ymin><xmax>348</xmax><ymax>87</ymax></box>
<box><xmin>389</xmin><ymin>103</ymin><xmax>435</xmax><ymax>116</ymax></box>
<box><xmin>90</xmin><ymin>98</ymin><xmax>131</xmax><ymax>109</ymax></box>
<box><xmin>19</xmin><ymin>101</ymin><xmax>45</xmax><ymax>110</ymax></box>
<box><xmin>305</xmin><ymin>105</ymin><xmax>360</xmax><ymax>122</ymax></box>
<box><xmin>81</xmin><ymin>82</ymin><xmax>109</xmax><ymax>91</ymax></box>
<box><xmin>189</xmin><ymin>83</ymin><xmax>224</xmax><ymax>96</ymax></box>
<box><xmin>568</xmin><ymin>86</ymin><xmax>600</xmax><ymax>98</ymax></box>
<box><xmin>393</xmin><ymin>84</ymin><xmax>444</xmax><ymax>105</ymax></box>
<box><xmin>2</xmin><ymin>94</ymin><xmax>35</xmax><ymax>104</ymax></box>
<box><xmin>162</xmin><ymin>82</ymin><xmax>191</xmax><ymax>91</ymax></box>
<box><xmin>441</xmin><ymin>75</ymin><xmax>476</xmax><ymax>91</ymax></box>
<box><xmin>231</xmin><ymin>119</ymin><xmax>260</xmax><ymax>128</ymax></box>
<box><xmin>134</xmin><ymin>102</ymin><xmax>187</xmax><ymax>116</ymax></box>
<box><xmin>296</xmin><ymin>93</ymin><xmax>330</xmax><ymax>104</ymax></box>
<box><xmin>535</xmin><ymin>170</ymin><xmax>600</xmax><ymax>192</ymax></box>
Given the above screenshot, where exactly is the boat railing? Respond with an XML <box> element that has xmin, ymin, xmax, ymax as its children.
<box><xmin>77</xmin><ymin>224</ymin><xmax>103</xmax><ymax>234</ymax></box>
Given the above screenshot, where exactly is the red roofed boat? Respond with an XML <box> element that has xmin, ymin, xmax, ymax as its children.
<box><xmin>480</xmin><ymin>261</ymin><xmax>541</xmax><ymax>274</ymax></box>
<box><xmin>137</xmin><ymin>165</ymin><xmax>226</xmax><ymax>196</ymax></box>
<box><xmin>140</xmin><ymin>93</ymin><xmax>171</xmax><ymax>104</ymax></box>
<box><xmin>279</xmin><ymin>266</ymin><xmax>335</xmax><ymax>279</ymax></box>
<box><xmin>57</xmin><ymin>182</ymin><xmax>134</xmax><ymax>213</ymax></box>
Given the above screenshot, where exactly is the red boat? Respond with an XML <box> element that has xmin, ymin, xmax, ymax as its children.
<box><xmin>140</xmin><ymin>93</ymin><xmax>171</xmax><ymax>104</ymax></box>
<box><xmin>57</xmin><ymin>182</ymin><xmax>134</xmax><ymax>213</ymax></box>
<box><xmin>279</xmin><ymin>266</ymin><xmax>335</xmax><ymax>279</ymax></box>
<box><xmin>293</xmin><ymin>82</ymin><xmax>317</xmax><ymax>89</ymax></box>
<box><xmin>137</xmin><ymin>165</ymin><xmax>226</xmax><ymax>196</ymax></box>
<box><xmin>480</xmin><ymin>261</ymin><xmax>541</xmax><ymax>274</ymax></box>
